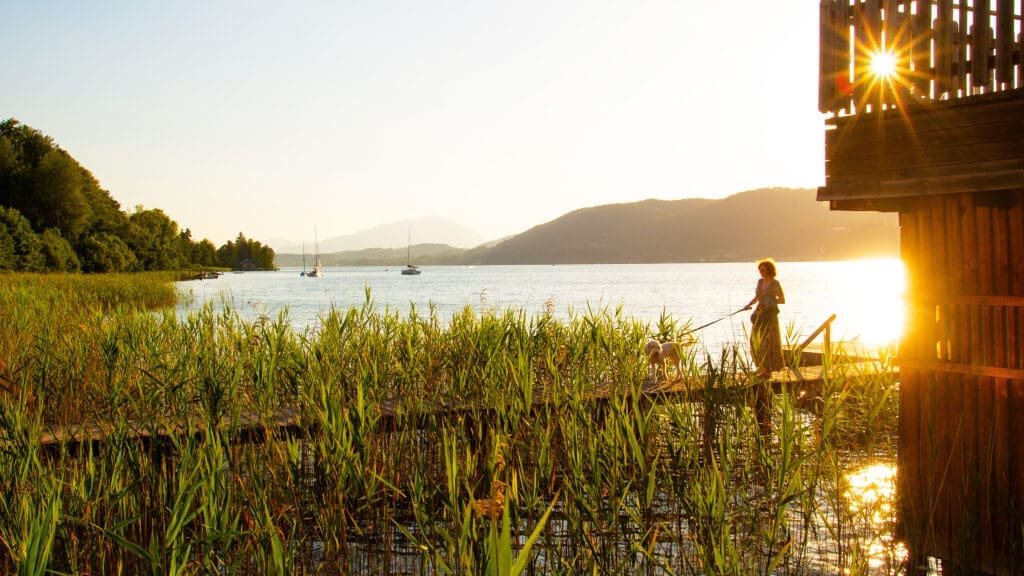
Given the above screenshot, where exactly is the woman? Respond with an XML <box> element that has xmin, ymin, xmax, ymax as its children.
<box><xmin>745</xmin><ymin>258</ymin><xmax>786</xmax><ymax>377</ymax></box>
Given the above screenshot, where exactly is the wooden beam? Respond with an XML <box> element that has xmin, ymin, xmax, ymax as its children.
<box><xmin>899</xmin><ymin>358</ymin><xmax>1024</xmax><ymax>380</ymax></box>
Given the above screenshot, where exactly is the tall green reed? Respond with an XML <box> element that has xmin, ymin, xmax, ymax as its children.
<box><xmin>0</xmin><ymin>272</ymin><xmax>902</xmax><ymax>574</ymax></box>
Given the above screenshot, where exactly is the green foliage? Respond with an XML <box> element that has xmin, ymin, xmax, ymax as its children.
<box><xmin>126</xmin><ymin>207</ymin><xmax>185</xmax><ymax>271</ymax></box>
<box><xmin>30</xmin><ymin>150</ymin><xmax>92</xmax><ymax>240</ymax></box>
<box><xmin>0</xmin><ymin>118</ymin><xmax>273</xmax><ymax>273</ymax></box>
<box><xmin>78</xmin><ymin>232</ymin><xmax>139</xmax><ymax>272</ymax></box>
<box><xmin>189</xmin><ymin>237</ymin><xmax>218</xmax><ymax>267</ymax></box>
<box><xmin>0</xmin><ymin>224</ymin><xmax>13</xmax><ymax>269</ymax></box>
<box><xmin>39</xmin><ymin>228</ymin><xmax>81</xmax><ymax>272</ymax></box>
<box><xmin>0</xmin><ymin>206</ymin><xmax>44</xmax><ymax>271</ymax></box>
<box><xmin>216</xmin><ymin>232</ymin><xmax>276</xmax><ymax>270</ymax></box>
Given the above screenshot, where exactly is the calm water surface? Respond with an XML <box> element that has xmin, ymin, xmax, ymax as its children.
<box><xmin>176</xmin><ymin>259</ymin><xmax>905</xmax><ymax>353</ymax></box>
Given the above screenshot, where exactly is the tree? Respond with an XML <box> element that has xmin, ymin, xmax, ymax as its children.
<box><xmin>40</xmin><ymin>228</ymin><xmax>81</xmax><ymax>272</ymax></box>
<box><xmin>30</xmin><ymin>150</ymin><xmax>92</xmax><ymax>240</ymax></box>
<box><xmin>0</xmin><ymin>119</ymin><xmax>57</xmax><ymax>214</ymax></box>
<box><xmin>216</xmin><ymin>232</ymin><xmax>276</xmax><ymax>270</ymax></box>
<box><xmin>78</xmin><ymin>233</ymin><xmax>138</xmax><ymax>273</ymax></box>
<box><xmin>1</xmin><ymin>119</ymin><xmax>279</xmax><ymax>274</ymax></box>
<box><xmin>0</xmin><ymin>224</ymin><xmax>14</xmax><ymax>270</ymax></box>
<box><xmin>191</xmin><ymin>238</ymin><xmax>218</xmax><ymax>267</ymax></box>
<box><xmin>0</xmin><ymin>206</ymin><xmax>45</xmax><ymax>271</ymax></box>
<box><xmin>126</xmin><ymin>207</ymin><xmax>184</xmax><ymax>270</ymax></box>
<box><xmin>77</xmin><ymin>167</ymin><xmax>129</xmax><ymax>238</ymax></box>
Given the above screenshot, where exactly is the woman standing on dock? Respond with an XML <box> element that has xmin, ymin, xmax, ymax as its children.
<box><xmin>745</xmin><ymin>258</ymin><xmax>786</xmax><ymax>378</ymax></box>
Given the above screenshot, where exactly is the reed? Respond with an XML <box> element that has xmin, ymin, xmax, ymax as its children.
<box><xmin>0</xmin><ymin>272</ymin><xmax>904</xmax><ymax>574</ymax></box>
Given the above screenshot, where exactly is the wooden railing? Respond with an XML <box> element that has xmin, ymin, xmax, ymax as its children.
<box><xmin>819</xmin><ymin>0</ymin><xmax>1023</xmax><ymax>116</ymax></box>
<box><xmin>793</xmin><ymin>313</ymin><xmax>838</xmax><ymax>359</ymax></box>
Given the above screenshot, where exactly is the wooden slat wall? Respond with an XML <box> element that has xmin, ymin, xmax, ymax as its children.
<box><xmin>819</xmin><ymin>0</ymin><xmax>1023</xmax><ymax>115</ymax></box>
<box><xmin>899</xmin><ymin>190</ymin><xmax>1024</xmax><ymax>574</ymax></box>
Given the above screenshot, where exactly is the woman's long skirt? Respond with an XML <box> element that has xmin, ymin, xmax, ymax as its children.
<box><xmin>751</xmin><ymin>308</ymin><xmax>784</xmax><ymax>374</ymax></box>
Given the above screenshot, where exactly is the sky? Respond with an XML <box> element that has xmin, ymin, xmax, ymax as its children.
<box><xmin>2</xmin><ymin>1</ymin><xmax>826</xmax><ymax>246</ymax></box>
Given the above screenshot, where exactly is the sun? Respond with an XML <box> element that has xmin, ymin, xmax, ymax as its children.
<box><xmin>869</xmin><ymin>50</ymin><xmax>898</xmax><ymax>79</ymax></box>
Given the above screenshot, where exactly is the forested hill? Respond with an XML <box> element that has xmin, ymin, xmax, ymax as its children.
<box><xmin>469</xmin><ymin>188</ymin><xmax>898</xmax><ymax>264</ymax></box>
<box><xmin>0</xmin><ymin>119</ymin><xmax>273</xmax><ymax>272</ymax></box>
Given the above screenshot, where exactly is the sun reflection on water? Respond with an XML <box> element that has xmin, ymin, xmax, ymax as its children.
<box><xmin>843</xmin><ymin>461</ymin><xmax>909</xmax><ymax>571</ymax></box>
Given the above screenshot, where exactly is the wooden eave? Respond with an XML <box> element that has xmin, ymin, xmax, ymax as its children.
<box><xmin>819</xmin><ymin>89</ymin><xmax>1024</xmax><ymax>212</ymax></box>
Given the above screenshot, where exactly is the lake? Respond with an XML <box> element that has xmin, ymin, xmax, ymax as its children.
<box><xmin>176</xmin><ymin>259</ymin><xmax>905</xmax><ymax>354</ymax></box>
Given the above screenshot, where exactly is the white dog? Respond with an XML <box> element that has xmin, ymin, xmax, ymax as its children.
<box><xmin>644</xmin><ymin>339</ymin><xmax>691</xmax><ymax>381</ymax></box>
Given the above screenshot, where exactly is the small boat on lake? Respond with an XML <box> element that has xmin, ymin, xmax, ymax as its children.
<box><xmin>401</xmin><ymin>227</ymin><xmax>421</xmax><ymax>275</ymax></box>
<box><xmin>303</xmin><ymin>230</ymin><xmax>324</xmax><ymax>277</ymax></box>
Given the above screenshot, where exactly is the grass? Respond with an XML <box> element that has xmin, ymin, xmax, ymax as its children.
<box><xmin>0</xmin><ymin>272</ymin><xmax>903</xmax><ymax>574</ymax></box>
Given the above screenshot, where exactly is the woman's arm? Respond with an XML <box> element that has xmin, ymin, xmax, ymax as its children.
<box><xmin>744</xmin><ymin>280</ymin><xmax>761</xmax><ymax>309</ymax></box>
<box><xmin>775</xmin><ymin>281</ymin><xmax>785</xmax><ymax>304</ymax></box>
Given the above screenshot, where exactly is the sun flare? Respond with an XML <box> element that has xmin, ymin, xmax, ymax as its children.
<box><xmin>869</xmin><ymin>50</ymin><xmax>898</xmax><ymax>79</ymax></box>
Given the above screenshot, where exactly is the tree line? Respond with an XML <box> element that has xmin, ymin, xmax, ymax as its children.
<box><xmin>0</xmin><ymin>119</ymin><xmax>274</xmax><ymax>272</ymax></box>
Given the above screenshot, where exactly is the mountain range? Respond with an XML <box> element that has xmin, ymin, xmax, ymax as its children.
<box><xmin>274</xmin><ymin>188</ymin><xmax>898</xmax><ymax>267</ymax></box>
<box><xmin>269</xmin><ymin>216</ymin><xmax>485</xmax><ymax>254</ymax></box>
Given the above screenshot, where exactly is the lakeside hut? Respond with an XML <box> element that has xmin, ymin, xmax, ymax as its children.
<box><xmin>816</xmin><ymin>1</ymin><xmax>1023</xmax><ymax>573</ymax></box>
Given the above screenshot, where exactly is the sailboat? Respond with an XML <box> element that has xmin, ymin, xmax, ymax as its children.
<box><xmin>401</xmin><ymin>227</ymin><xmax>421</xmax><ymax>275</ymax></box>
<box><xmin>306</xmin><ymin>229</ymin><xmax>323</xmax><ymax>278</ymax></box>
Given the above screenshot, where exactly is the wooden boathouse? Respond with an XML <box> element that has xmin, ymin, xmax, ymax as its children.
<box><xmin>817</xmin><ymin>1</ymin><xmax>1023</xmax><ymax>573</ymax></box>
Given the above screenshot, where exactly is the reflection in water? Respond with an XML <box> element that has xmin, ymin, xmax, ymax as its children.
<box><xmin>844</xmin><ymin>462</ymin><xmax>909</xmax><ymax>571</ymax></box>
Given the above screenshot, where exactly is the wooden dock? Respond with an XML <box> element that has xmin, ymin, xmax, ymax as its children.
<box><xmin>36</xmin><ymin>350</ymin><xmax>893</xmax><ymax>454</ymax></box>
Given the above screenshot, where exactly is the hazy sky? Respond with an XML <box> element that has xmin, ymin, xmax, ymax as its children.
<box><xmin>2</xmin><ymin>2</ymin><xmax>825</xmax><ymax>246</ymax></box>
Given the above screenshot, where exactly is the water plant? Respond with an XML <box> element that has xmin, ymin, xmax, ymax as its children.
<box><xmin>0</xmin><ymin>272</ymin><xmax>904</xmax><ymax>574</ymax></box>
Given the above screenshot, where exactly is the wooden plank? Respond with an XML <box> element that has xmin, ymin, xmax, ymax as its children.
<box><xmin>820</xmin><ymin>0</ymin><xmax>840</xmax><ymax>113</ymax></box>
<box><xmin>973</xmin><ymin>0</ymin><xmax>993</xmax><ymax>88</ymax></box>
<box><xmin>1010</xmin><ymin>378</ymin><xmax>1024</xmax><ymax>565</ymax></box>
<box><xmin>898</xmin><ymin>206</ymin><xmax>922</xmax><ymax>359</ymax></box>
<box><xmin>1011</xmin><ymin>193</ymin><xmax>1024</xmax><ymax>370</ymax></box>
<box><xmin>962</xmin><ymin>193</ymin><xmax>980</xmax><ymax>365</ymax></box>
<box><xmin>827</xmin><ymin>132</ymin><xmax>1024</xmax><ymax>177</ymax></box>
<box><xmin>991</xmin><ymin>377</ymin><xmax>1012</xmax><ymax>564</ymax></box>
<box><xmin>934</xmin><ymin>0</ymin><xmax>956</xmax><ymax>94</ymax></box>
<box><xmin>913</xmin><ymin>199</ymin><xmax>937</xmax><ymax>358</ymax></box>
<box><xmin>977</xmin><ymin>202</ymin><xmax>995</xmax><ymax>366</ymax></box>
<box><xmin>854</xmin><ymin>0</ymin><xmax>876</xmax><ymax>110</ymax></box>
<box><xmin>957</xmin><ymin>0</ymin><xmax>970</xmax><ymax>92</ymax></box>
<box><xmin>995</xmin><ymin>0</ymin><xmax>1015</xmax><ymax>86</ymax></box>
<box><xmin>838</xmin><ymin>0</ymin><xmax>854</xmax><ymax>114</ymax></box>
<box><xmin>827</xmin><ymin>81</ymin><xmax>1024</xmax><ymax>132</ymax></box>
<box><xmin>829</xmin><ymin>138</ymin><xmax>1024</xmax><ymax>179</ymax></box>
<box><xmin>825</xmin><ymin>103</ymin><xmax>1024</xmax><ymax>154</ymax></box>
<box><xmin>918</xmin><ymin>293</ymin><xmax>1024</xmax><ymax>307</ymax></box>
<box><xmin>912</xmin><ymin>0</ymin><xmax>934</xmax><ymax>96</ymax></box>
<box><xmin>1019</xmin><ymin>0</ymin><xmax>1024</xmax><ymax>86</ymax></box>
<box><xmin>901</xmin><ymin>358</ymin><xmax>1024</xmax><ymax>379</ymax></box>
<box><xmin>826</xmin><ymin>118</ymin><xmax>1024</xmax><ymax>170</ymax></box>
<box><xmin>925</xmin><ymin>197</ymin><xmax>946</xmax><ymax>361</ymax></box>
<box><xmin>822</xmin><ymin>170</ymin><xmax>1024</xmax><ymax>202</ymax></box>
<box><xmin>883</xmin><ymin>0</ymin><xmax>900</xmax><ymax>49</ymax></box>
<box><xmin>896</xmin><ymin>367</ymin><xmax>917</xmax><ymax>531</ymax></box>
<box><xmin>865</xmin><ymin>0</ymin><xmax>886</xmax><ymax>108</ymax></box>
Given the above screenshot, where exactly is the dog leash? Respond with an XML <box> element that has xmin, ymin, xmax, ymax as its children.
<box><xmin>678</xmin><ymin>306</ymin><xmax>749</xmax><ymax>337</ymax></box>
